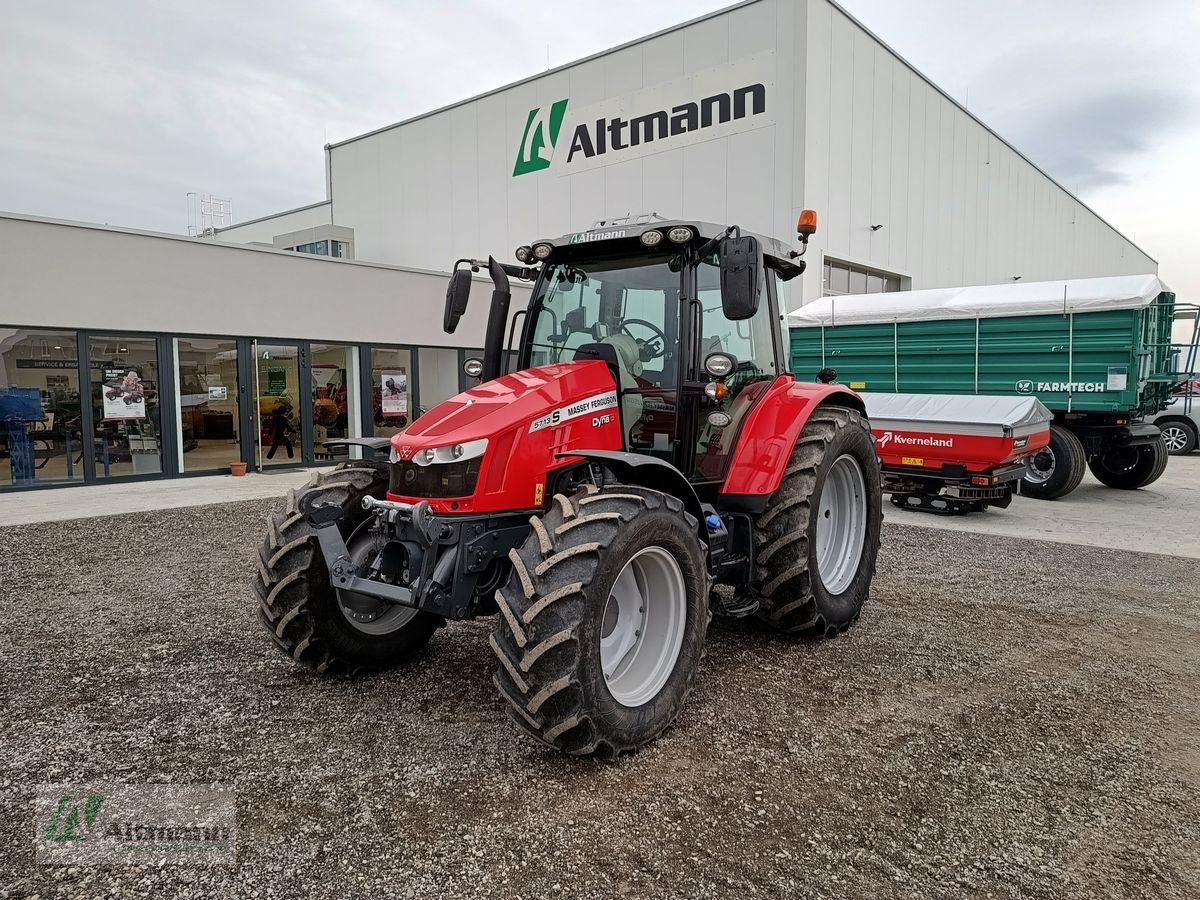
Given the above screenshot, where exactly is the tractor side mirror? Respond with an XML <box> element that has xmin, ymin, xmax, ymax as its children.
<box><xmin>444</xmin><ymin>269</ymin><xmax>472</xmax><ymax>334</ymax></box>
<box><xmin>718</xmin><ymin>235</ymin><xmax>761</xmax><ymax>321</ymax></box>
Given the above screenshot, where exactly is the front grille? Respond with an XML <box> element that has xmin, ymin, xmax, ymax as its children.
<box><xmin>390</xmin><ymin>458</ymin><xmax>482</xmax><ymax>498</ymax></box>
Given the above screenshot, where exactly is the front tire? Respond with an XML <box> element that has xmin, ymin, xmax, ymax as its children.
<box><xmin>491</xmin><ymin>484</ymin><xmax>710</xmax><ymax>758</ymax></box>
<box><xmin>1088</xmin><ymin>434</ymin><xmax>1170</xmax><ymax>489</ymax></box>
<box><xmin>253</xmin><ymin>463</ymin><xmax>442</xmax><ymax>675</ymax></box>
<box><xmin>753</xmin><ymin>406</ymin><xmax>882</xmax><ymax>637</ymax></box>
<box><xmin>1021</xmin><ymin>423</ymin><xmax>1086</xmax><ymax>500</ymax></box>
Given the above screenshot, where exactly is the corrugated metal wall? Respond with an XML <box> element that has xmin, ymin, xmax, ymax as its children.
<box><xmin>801</xmin><ymin>0</ymin><xmax>1156</xmax><ymax>304</ymax></box>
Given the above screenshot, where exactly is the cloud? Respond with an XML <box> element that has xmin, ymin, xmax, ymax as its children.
<box><xmin>1005</xmin><ymin>87</ymin><xmax>1196</xmax><ymax>191</ymax></box>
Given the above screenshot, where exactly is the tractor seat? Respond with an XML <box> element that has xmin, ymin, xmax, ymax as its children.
<box><xmin>598</xmin><ymin>335</ymin><xmax>645</xmax><ymax>440</ymax></box>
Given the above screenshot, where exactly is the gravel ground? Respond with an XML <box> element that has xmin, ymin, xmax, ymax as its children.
<box><xmin>1</xmin><ymin>499</ymin><xmax>1198</xmax><ymax>899</ymax></box>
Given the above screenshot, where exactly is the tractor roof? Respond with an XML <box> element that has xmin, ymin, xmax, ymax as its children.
<box><xmin>537</xmin><ymin>219</ymin><xmax>804</xmax><ymax>279</ymax></box>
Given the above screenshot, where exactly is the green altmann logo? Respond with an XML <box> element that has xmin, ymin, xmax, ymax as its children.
<box><xmin>45</xmin><ymin>793</ymin><xmax>105</xmax><ymax>841</ymax></box>
<box><xmin>513</xmin><ymin>99</ymin><xmax>568</xmax><ymax>176</ymax></box>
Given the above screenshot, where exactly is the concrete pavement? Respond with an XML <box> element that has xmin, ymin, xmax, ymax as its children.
<box><xmin>887</xmin><ymin>452</ymin><xmax>1200</xmax><ymax>559</ymax></box>
<box><xmin>0</xmin><ymin>468</ymin><xmax>325</xmax><ymax>527</ymax></box>
<box><xmin>2</xmin><ymin>456</ymin><xmax>1197</xmax><ymax>559</ymax></box>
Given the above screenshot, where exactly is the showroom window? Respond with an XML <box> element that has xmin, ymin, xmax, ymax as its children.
<box><xmin>822</xmin><ymin>258</ymin><xmax>902</xmax><ymax>296</ymax></box>
<box><xmin>0</xmin><ymin>327</ymin><xmax>83</xmax><ymax>489</ymax></box>
<box><xmin>369</xmin><ymin>346</ymin><xmax>412</xmax><ymax>440</ymax></box>
<box><xmin>418</xmin><ymin>347</ymin><xmax>464</xmax><ymax>411</ymax></box>
<box><xmin>88</xmin><ymin>334</ymin><xmax>163</xmax><ymax>478</ymax></box>
<box><xmin>310</xmin><ymin>343</ymin><xmax>358</xmax><ymax>460</ymax></box>
<box><xmin>176</xmin><ymin>337</ymin><xmax>241</xmax><ymax>473</ymax></box>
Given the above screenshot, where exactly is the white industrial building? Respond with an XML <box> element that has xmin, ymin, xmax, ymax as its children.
<box><xmin>219</xmin><ymin>0</ymin><xmax>1155</xmax><ymax>303</ymax></box>
<box><xmin>1</xmin><ymin>0</ymin><xmax>1157</xmax><ymax>492</ymax></box>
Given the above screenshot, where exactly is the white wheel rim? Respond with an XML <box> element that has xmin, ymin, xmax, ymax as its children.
<box><xmin>599</xmin><ymin>546</ymin><xmax>687</xmax><ymax>708</ymax></box>
<box><xmin>1161</xmin><ymin>426</ymin><xmax>1188</xmax><ymax>452</ymax></box>
<box><xmin>815</xmin><ymin>454</ymin><xmax>868</xmax><ymax>596</ymax></box>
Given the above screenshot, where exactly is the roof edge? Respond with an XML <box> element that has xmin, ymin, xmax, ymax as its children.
<box><xmin>214</xmin><ymin>199</ymin><xmax>331</xmax><ymax>233</ymax></box>
<box><xmin>0</xmin><ymin>210</ymin><xmax>449</xmax><ymax>278</ymax></box>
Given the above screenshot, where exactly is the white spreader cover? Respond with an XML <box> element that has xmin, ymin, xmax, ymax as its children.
<box><xmin>789</xmin><ymin>274</ymin><xmax>1167</xmax><ymax>327</ymax></box>
<box><xmin>862</xmin><ymin>392</ymin><xmax>1053</xmax><ymax>438</ymax></box>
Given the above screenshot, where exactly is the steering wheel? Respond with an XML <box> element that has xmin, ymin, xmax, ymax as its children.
<box><xmin>620</xmin><ymin>318</ymin><xmax>667</xmax><ymax>362</ymax></box>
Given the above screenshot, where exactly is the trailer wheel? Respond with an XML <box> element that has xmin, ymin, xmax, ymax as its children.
<box><xmin>1088</xmin><ymin>434</ymin><xmax>1170</xmax><ymax>489</ymax></box>
<box><xmin>253</xmin><ymin>463</ymin><xmax>442</xmax><ymax>675</ymax></box>
<box><xmin>1021</xmin><ymin>424</ymin><xmax>1086</xmax><ymax>500</ymax></box>
<box><xmin>1158</xmin><ymin>419</ymin><xmax>1198</xmax><ymax>455</ymax></box>
<box><xmin>752</xmin><ymin>407</ymin><xmax>882</xmax><ymax>637</ymax></box>
<box><xmin>490</xmin><ymin>484</ymin><xmax>710</xmax><ymax>758</ymax></box>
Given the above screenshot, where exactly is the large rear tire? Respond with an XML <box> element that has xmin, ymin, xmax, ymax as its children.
<box><xmin>491</xmin><ymin>484</ymin><xmax>710</xmax><ymax>758</ymax></box>
<box><xmin>753</xmin><ymin>406</ymin><xmax>882</xmax><ymax>637</ymax></box>
<box><xmin>1088</xmin><ymin>434</ymin><xmax>1170</xmax><ymax>489</ymax></box>
<box><xmin>253</xmin><ymin>463</ymin><xmax>442</xmax><ymax>675</ymax></box>
<box><xmin>1021</xmin><ymin>423</ymin><xmax>1086</xmax><ymax>500</ymax></box>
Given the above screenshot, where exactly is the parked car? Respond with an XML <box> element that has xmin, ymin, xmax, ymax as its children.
<box><xmin>1152</xmin><ymin>381</ymin><xmax>1199</xmax><ymax>455</ymax></box>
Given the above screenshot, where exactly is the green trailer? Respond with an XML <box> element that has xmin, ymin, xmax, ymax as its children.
<box><xmin>789</xmin><ymin>275</ymin><xmax>1199</xmax><ymax>499</ymax></box>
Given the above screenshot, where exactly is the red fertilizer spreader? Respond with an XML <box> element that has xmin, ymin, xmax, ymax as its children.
<box><xmin>861</xmin><ymin>393</ymin><xmax>1053</xmax><ymax>515</ymax></box>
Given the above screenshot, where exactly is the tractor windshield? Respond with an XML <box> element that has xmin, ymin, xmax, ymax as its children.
<box><xmin>526</xmin><ymin>252</ymin><xmax>680</xmax><ymax>382</ymax></box>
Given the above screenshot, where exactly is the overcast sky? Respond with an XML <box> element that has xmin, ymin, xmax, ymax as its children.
<box><xmin>2</xmin><ymin>0</ymin><xmax>1197</xmax><ymax>298</ymax></box>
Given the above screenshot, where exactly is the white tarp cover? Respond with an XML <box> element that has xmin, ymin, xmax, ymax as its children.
<box><xmin>861</xmin><ymin>393</ymin><xmax>1053</xmax><ymax>430</ymax></box>
<box><xmin>788</xmin><ymin>274</ymin><xmax>1166</xmax><ymax>327</ymax></box>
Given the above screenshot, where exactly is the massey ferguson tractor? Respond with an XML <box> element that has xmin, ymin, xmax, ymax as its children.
<box><xmin>253</xmin><ymin>214</ymin><xmax>883</xmax><ymax>758</ymax></box>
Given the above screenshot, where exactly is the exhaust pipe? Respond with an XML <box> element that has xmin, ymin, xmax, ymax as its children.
<box><xmin>482</xmin><ymin>256</ymin><xmax>511</xmax><ymax>381</ymax></box>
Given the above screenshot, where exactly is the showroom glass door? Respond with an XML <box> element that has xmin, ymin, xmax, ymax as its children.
<box><xmin>252</xmin><ymin>340</ymin><xmax>310</xmax><ymax>469</ymax></box>
<box><xmin>87</xmin><ymin>334</ymin><xmax>165</xmax><ymax>479</ymax></box>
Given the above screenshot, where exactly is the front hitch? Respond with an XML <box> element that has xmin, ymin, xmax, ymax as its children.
<box><xmin>303</xmin><ymin>498</ymin><xmax>423</xmax><ymax>608</ymax></box>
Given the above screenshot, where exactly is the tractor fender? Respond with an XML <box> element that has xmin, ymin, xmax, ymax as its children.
<box><xmin>556</xmin><ymin>450</ymin><xmax>705</xmax><ymax>531</ymax></box>
<box><xmin>720</xmin><ymin>376</ymin><xmax>866</xmax><ymax>497</ymax></box>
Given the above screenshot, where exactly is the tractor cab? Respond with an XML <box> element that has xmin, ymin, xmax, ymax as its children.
<box><xmin>448</xmin><ymin>219</ymin><xmax>805</xmax><ymax>491</ymax></box>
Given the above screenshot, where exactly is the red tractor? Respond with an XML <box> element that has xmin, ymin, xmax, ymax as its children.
<box><xmin>254</xmin><ymin>215</ymin><xmax>882</xmax><ymax>757</ymax></box>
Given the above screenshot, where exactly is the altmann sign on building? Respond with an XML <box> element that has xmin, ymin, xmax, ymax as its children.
<box><xmin>513</xmin><ymin>52</ymin><xmax>776</xmax><ymax>177</ymax></box>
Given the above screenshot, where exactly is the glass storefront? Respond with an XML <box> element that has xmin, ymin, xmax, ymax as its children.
<box><xmin>2</xmin><ymin>329</ymin><xmax>475</xmax><ymax>491</ymax></box>
<box><xmin>311</xmin><ymin>343</ymin><xmax>356</xmax><ymax>461</ymax></box>
<box><xmin>0</xmin><ymin>327</ymin><xmax>83</xmax><ymax>488</ymax></box>
<box><xmin>89</xmin><ymin>335</ymin><xmax>163</xmax><ymax>479</ymax></box>
<box><xmin>177</xmin><ymin>338</ymin><xmax>241</xmax><ymax>473</ymax></box>
<box><xmin>369</xmin><ymin>347</ymin><xmax>412</xmax><ymax>440</ymax></box>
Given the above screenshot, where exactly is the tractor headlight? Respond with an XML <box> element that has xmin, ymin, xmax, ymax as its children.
<box><xmin>408</xmin><ymin>438</ymin><xmax>489</xmax><ymax>467</ymax></box>
<box><xmin>639</xmin><ymin>229</ymin><xmax>664</xmax><ymax>247</ymax></box>
<box><xmin>532</xmin><ymin>242</ymin><xmax>554</xmax><ymax>261</ymax></box>
<box><xmin>667</xmin><ymin>226</ymin><xmax>694</xmax><ymax>243</ymax></box>
<box><xmin>515</xmin><ymin>245</ymin><xmax>532</xmax><ymax>263</ymax></box>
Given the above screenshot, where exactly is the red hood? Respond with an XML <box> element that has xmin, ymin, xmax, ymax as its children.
<box><xmin>392</xmin><ymin>360</ymin><xmax>615</xmax><ymax>451</ymax></box>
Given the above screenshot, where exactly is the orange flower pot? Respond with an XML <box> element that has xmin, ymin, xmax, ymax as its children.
<box><xmin>230</xmin><ymin>461</ymin><xmax>248</xmax><ymax>477</ymax></box>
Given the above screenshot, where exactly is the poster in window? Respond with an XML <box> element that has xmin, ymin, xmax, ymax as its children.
<box><xmin>102</xmin><ymin>368</ymin><xmax>146</xmax><ymax>421</ymax></box>
<box><xmin>266</xmin><ymin>366</ymin><xmax>288</xmax><ymax>396</ymax></box>
<box><xmin>381</xmin><ymin>370</ymin><xmax>408</xmax><ymax>417</ymax></box>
